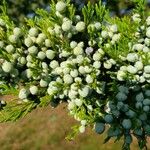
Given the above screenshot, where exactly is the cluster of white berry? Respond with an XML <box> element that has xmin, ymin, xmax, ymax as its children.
<box><xmin>117</xmin><ymin>15</ymin><xmax>150</xmax><ymax>84</ymax></box>
<box><xmin>0</xmin><ymin>1</ymin><xmax>150</xmax><ymax>149</ymax></box>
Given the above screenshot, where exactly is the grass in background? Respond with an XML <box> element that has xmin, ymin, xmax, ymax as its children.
<box><xmin>0</xmin><ymin>100</ymin><xmax>149</xmax><ymax>150</ymax></box>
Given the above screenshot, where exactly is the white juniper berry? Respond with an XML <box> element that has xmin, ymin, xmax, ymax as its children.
<box><xmin>8</xmin><ymin>35</ymin><xmax>18</xmax><ymax>43</ymax></box>
<box><xmin>29</xmin><ymin>27</ymin><xmax>39</xmax><ymax>37</ymax></box>
<box><xmin>56</xmin><ymin>1</ymin><xmax>66</xmax><ymax>12</ymax></box>
<box><xmin>46</xmin><ymin>50</ymin><xmax>55</xmax><ymax>59</ymax></box>
<box><xmin>75</xmin><ymin>21</ymin><xmax>85</xmax><ymax>32</ymax></box>
<box><xmin>79</xmin><ymin>125</ymin><xmax>85</xmax><ymax>133</ymax></box>
<box><xmin>13</xmin><ymin>27</ymin><xmax>22</xmax><ymax>37</ymax></box>
<box><xmin>5</xmin><ymin>44</ymin><xmax>15</xmax><ymax>53</ymax></box>
<box><xmin>29</xmin><ymin>86</ymin><xmax>38</xmax><ymax>95</ymax></box>
<box><xmin>19</xmin><ymin>88</ymin><xmax>29</xmax><ymax>100</ymax></box>
<box><xmin>28</xmin><ymin>46</ymin><xmax>38</xmax><ymax>55</ymax></box>
<box><xmin>2</xmin><ymin>61</ymin><xmax>13</xmax><ymax>73</ymax></box>
<box><xmin>62</xmin><ymin>20</ymin><xmax>72</xmax><ymax>32</ymax></box>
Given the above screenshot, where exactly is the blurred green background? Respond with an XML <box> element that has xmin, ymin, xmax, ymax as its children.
<box><xmin>0</xmin><ymin>98</ymin><xmax>147</xmax><ymax>150</ymax></box>
<box><xmin>0</xmin><ymin>0</ymin><xmax>150</xmax><ymax>23</ymax></box>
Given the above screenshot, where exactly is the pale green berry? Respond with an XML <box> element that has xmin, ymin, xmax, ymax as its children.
<box><xmin>63</xmin><ymin>74</ymin><xmax>73</xmax><ymax>84</ymax></box>
<box><xmin>29</xmin><ymin>27</ymin><xmax>38</xmax><ymax>37</ymax></box>
<box><xmin>0</xmin><ymin>18</ymin><xmax>5</xmax><ymax>26</ymax></box>
<box><xmin>68</xmin><ymin>101</ymin><xmax>75</xmax><ymax>110</ymax></box>
<box><xmin>2</xmin><ymin>61</ymin><xmax>13</xmax><ymax>73</ymax></box>
<box><xmin>50</xmin><ymin>60</ymin><xmax>59</xmax><ymax>69</ymax></box>
<box><xmin>70</xmin><ymin>41</ymin><xmax>77</xmax><ymax>49</ymax></box>
<box><xmin>13</xmin><ymin>27</ymin><xmax>22</xmax><ymax>37</ymax></box>
<box><xmin>6</xmin><ymin>45</ymin><xmax>15</xmax><ymax>53</ymax></box>
<box><xmin>145</xmin><ymin>38</ymin><xmax>150</xmax><ymax>46</ymax></box>
<box><xmin>76</xmin><ymin>21</ymin><xmax>85</xmax><ymax>32</ymax></box>
<box><xmin>68</xmin><ymin>90</ymin><xmax>78</xmax><ymax>99</ymax></box>
<box><xmin>19</xmin><ymin>88</ymin><xmax>29</xmax><ymax>99</ymax></box>
<box><xmin>25</xmin><ymin>69</ymin><xmax>33</xmax><ymax>78</ymax></box>
<box><xmin>85</xmin><ymin>75</ymin><xmax>93</xmax><ymax>83</ymax></box>
<box><xmin>94</xmin><ymin>22</ymin><xmax>101</xmax><ymax>30</ymax></box>
<box><xmin>79</xmin><ymin>125</ymin><xmax>85</xmax><ymax>133</ymax></box>
<box><xmin>0</xmin><ymin>41</ymin><xmax>4</xmax><ymax>48</ymax></box>
<box><xmin>8</xmin><ymin>35</ymin><xmax>18</xmax><ymax>43</ymax></box>
<box><xmin>81</xmin><ymin>120</ymin><xmax>87</xmax><ymax>126</ymax></box>
<box><xmin>127</xmin><ymin>65</ymin><xmax>137</xmax><ymax>74</ymax></box>
<box><xmin>24</xmin><ymin>37</ymin><xmax>33</xmax><ymax>47</ymax></box>
<box><xmin>62</xmin><ymin>20</ymin><xmax>72</xmax><ymax>32</ymax></box>
<box><xmin>76</xmin><ymin>55</ymin><xmax>84</xmax><ymax>64</ymax></box>
<box><xmin>45</xmin><ymin>39</ymin><xmax>51</xmax><ymax>47</ymax></box>
<box><xmin>20</xmin><ymin>57</ymin><xmax>27</xmax><ymax>65</ymax></box>
<box><xmin>73</xmin><ymin>46</ymin><xmax>83</xmax><ymax>55</ymax></box>
<box><xmin>146</xmin><ymin>28</ymin><xmax>150</xmax><ymax>38</ymax></box>
<box><xmin>74</xmin><ymin>77</ymin><xmax>82</xmax><ymax>82</ymax></box>
<box><xmin>38</xmin><ymin>33</ymin><xmax>46</xmax><ymax>40</ymax></box>
<box><xmin>29</xmin><ymin>85</ymin><xmax>38</xmax><ymax>95</ymax></box>
<box><xmin>93</xmin><ymin>61</ymin><xmax>101</xmax><ymax>68</ymax></box>
<box><xmin>70</xmin><ymin>69</ymin><xmax>78</xmax><ymax>78</ymax></box>
<box><xmin>146</xmin><ymin>16</ymin><xmax>150</xmax><ymax>25</ymax></box>
<box><xmin>67</xmin><ymin>33</ymin><xmax>72</xmax><ymax>38</ymax></box>
<box><xmin>74</xmin><ymin>98</ymin><xmax>83</xmax><ymax>106</ymax></box>
<box><xmin>36</xmin><ymin>37</ymin><xmax>44</xmax><ymax>45</ymax></box>
<box><xmin>37</xmin><ymin>51</ymin><xmax>46</xmax><ymax>60</ymax></box>
<box><xmin>40</xmin><ymin>79</ymin><xmax>48</xmax><ymax>87</ymax></box>
<box><xmin>126</xmin><ymin>53</ymin><xmax>138</xmax><ymax>62</ymax></box>
<box><xmin>55</xmin><ymin>11</ymin><xmax>63</xmax><ymax>18</ymax></box>
<box><xmin>112</xmin><ymin>33</ymin><xmax>120</xmax><ymax>42</ymax></box>
<box><xmin>104</xmin><ymin>61</ymin><xmax>112</xmax><ymax>69</ymax></box>
<box><xmin>26</xmin><ymin>55</ymin><xmax>33</xmax><ymax>62</ymax></box>
<box><xmin>63</xmin><ymin>67</ymin><xmax>70</xmax><ymax>74</ymax></box>
<box><xmin>110</xmin><ymin>24</ymin><xmax>118</xmax><ymax>33</ymax></box>
<box><xmin>42</xmin><ymin>62</ymin><xmax>48</xmax><ymax>69</ymax></box>
<box><xmin>78</xmin><ymin>66</ymin><xmax>85</xmax><ymax>74</ymax></box>
<box><xmin>78</xmin><ymin>86</ymin><xmax>90</xmax><ymax>97</ymax></box>
<box><xmin>134</xmin><ymin>61</ymin><xmax>143</xmax><ymax>70</ymax></box>
<box><xmin>56</xmin><ymin>1</ymin><xmax>66</xmax><ymax>12</ymax></box>
<box><xmin>46</xmin><ymin>50</ymin><xmax>55</xmax><ymax>59</ymax></box>
<box><xmin>78</xmin><ymin>42</ymin><xmax>84</xmax><ymax>48</ymax></box>
<box><xmin>143</xmin><ymin>46</ymin><xmax>149</xmax><ymax>52</ymax></box>
<box><xmin>84</xmin><ymin>66</ymin><xmax>92</xmax><ymax>73</ymax></box>
<box><xmin>93</xmin><ymin>52</ymin><xmax>102</xmax><ymax>61</ymax></box>
<box><xmin>144</xmin><ymin>65</ymin><xmax>150</xmax><ymax>73</ymax></box>
<box><xmin>101</xmin><ymin>31</ymin><xmax>108</xmax><ymax>38</ymax></box>
<box><xmin>133</xmin><ymin>44</ymin><xmax>144</xmax><ymax>51</ymax></box>
<box><xmin>47</xmin><ymin>27</ymin><xmax>55</xmax><ymax>35</ymax></box>
<box><xmin>132</xmin><ymin>13</ymin><xmax>141</xmax><ymax>22</ymax></box>
<box><xmin>28</xmin><ymin>46</ymin><xmax>38</xmax><ymax>55</ymax></box>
